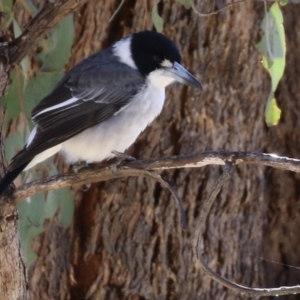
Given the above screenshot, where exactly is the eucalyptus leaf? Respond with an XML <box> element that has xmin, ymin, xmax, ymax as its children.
<box><xmin>5</xmin><ymin>131</ymin><xmax>26</xmax><ymax>162</ymax></box>
<box><xmin>12</xmin><ymin>19</ymin><xmax>30</xmax><ymax>76</ymax></box>
<box><xmin>44</xmin><ymin>163</ymin><xmax>61</xmax><ymax>218</ymax></box>
<box><xmin>23</xmin><ymin>193</ymin><xmax>46</xmax><ymax>226</ymax></box>
<box><xmin>256</xmin><ymin>3</ymin><xmax>286</xmax><ymax>92</ymax></box>
<box><xmin>25</xmin><ymin>0</ymin><xmax>38</xmax><ymax>15</ymax></box>
<box><xmin>2</xmin><ymin>69</ymin><xmax>25</xmax><ymax>131</ymax></box>
<box><xmin>256</xmin><ymin>3</ymin><xmax>285</xmax><ymax>126</ymax></box>
<box><xmin>177</xmin><ymin>0</ymin><xmax>191</xmax><ymax>9</ymax></box>
<box><xmin>265</xmin><ymin>94</ymin><xmax>281</xmax><ymax>126</ymax></box>
<box><xmin>2</xmin><ymin>0</ymin><xmax>13</xmax><ymax>14</ymax></box>
<box><xmin>12</xmin><ymin>18</ymin><xmax>22</xmax><ymax>37</ymax></box>
<box><xmin>37</xmin><ymin>15</ymin><xmax>74</xmax><ymax>72</ymax></box>
<box><xmin>18</xmin><ymin>197</ymin><xmax>45</xmax><ymax>266</ymax></box>
<box><xmin>152</xmin><ymin>4</ymin><xmax>164</xmax><ymax>33</ymax></box>
<box><xmin>44</xmin><ymin>190</ymin><xmax>60</xmax><ymax>219</ymax></box>
<box><xmin>279</xmin><ymin>0</ymin><xmax>289</xmax><ymax>5</ymax></box>
<box><xmin>58</xmin><ymin>188</ymin><xmax>74</xmax><ymax>227</ymax></box>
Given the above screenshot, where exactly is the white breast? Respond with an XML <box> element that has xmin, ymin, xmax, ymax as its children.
<box><xmin>24</xmin><ymin>70</ymin><xmax>175</xmax><ymax>170</ymax></box>
<box><xmin>60</xmin><ymin>81</ymin><xmax>166</xmax><ymax>163</ymax></box>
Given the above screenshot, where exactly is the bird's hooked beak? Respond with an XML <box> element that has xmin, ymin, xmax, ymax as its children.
<box><xmin>163</xmin><ymin>62</ymin><xmax>202</xmax><ymax>89</ymax></box>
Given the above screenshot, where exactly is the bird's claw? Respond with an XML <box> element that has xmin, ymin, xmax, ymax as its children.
<box><xmin>110</xmin><ymin>151</ymin><xmax>136</xmax><ymax>175</ymax></box>
<box><xmin>111</xmin><ymin>150</ymin><xmax>136</xmax><ymax>161</ymax></box>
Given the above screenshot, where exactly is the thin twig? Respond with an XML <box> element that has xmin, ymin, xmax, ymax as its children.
<box><xmin>193</xmin><ymin>162</ymin><xmax>300</xmax><ymax>296</ymax></box>
<box><xmin>109</xmin><ymin>0</ymin><xmax>125</xmax><ymax>22</ymax></box>
<box><xmin>138</xmin><ymin>170</ymin><xmax>187</xmax><ymax>230</ymax></box>
<box><xmin>191</xmin><ymin>0</ymin><xmax>246</xmax><ymax>17</ymax></box>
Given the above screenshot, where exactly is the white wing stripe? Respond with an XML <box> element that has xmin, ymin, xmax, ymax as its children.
<box><xmin>33</xmin><ymin>97</ymin><xmax>79</xmax><ymax>118</ymax></box>
<box><xmin>27</xmin><ymin>126</ymin><xmax>37</xmax><ymax>147</ymax></box>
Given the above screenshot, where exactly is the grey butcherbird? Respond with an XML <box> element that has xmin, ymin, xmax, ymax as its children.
<box><xmin>0</xmin><ymin>30</ymin><xmax>202</xmax><ymax>195</ymax></box>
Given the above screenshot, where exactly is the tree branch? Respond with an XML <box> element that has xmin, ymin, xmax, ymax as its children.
<box><xmin>2</xmin><ymin>150</ymin><xmax>300</xmax><ymax>296</ymax></box>
<box><xmin>7</xmin><ymin>0</ymin><xmax>88</xmax><ymax>66</ymax></box>
<box><xmin>4</xmin><ymin>151</ymin><xmax>300</xmax><ymax>203</ymax></box>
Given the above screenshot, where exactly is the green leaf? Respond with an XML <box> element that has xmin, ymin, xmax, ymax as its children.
<box><xmin>256</xmin><ymin>3</ymin><xmax>286</xmax><ymax>92</ymax></box>
<box><xmin>44</xmin><ymin>190</ymin><xmax>60</xmax><ymax>219</ymax></box>
<box><xmin>12</xmin><ymin>19</ymin><xmax>30</xmax><ymax>77</ymax></box>
<box><xmin>177</xmin><ymin>0</ymin><xmax>191</xmax><ymax>9</ymax></box>
<box><xmin>1</xmin><ymin>69</ymin><xmax>25</xmax><ymax>132</ymax></box>
<box><xmin>44</xmin><ymin>163</ymin><xmax>62</xmax><ymax>218</ymax></box>
<box><xmin>2</xmin><ymin>0</ymin><xmax>13</xmax><ymax>10</ymax></box>
<box><xmin>24</xmin><ymin>0</ymin><xmax>38</xmax><ymax>15</ymax></box>
<box><xmin>2</xmin><ymin>0</ymin><xmax>13</xmax><ymax>15</ymax></box>
<box><xmin>256</xmin><ymin>3</ymin><xmax>285</xmax><ymax>126</ymax></box>
<box><xmin>37</xmin><ymin>15</ymin><xmax>74</xmax><ymax>72</ymax></box>
<box><xmin>18</xmin><ymin>195</ymin><xmax>45</xmax><ymax>266</ymax></box>
<box><xmin>18</xmin><ymin>216</ymin><xmax>44</xmax><ymax>266</ymax></box>
<box><xmin>5</xmin><ymin>131</ymin><xmax>26</xmax><ymax>162</ymax></box>
<box><xmin>265</xmin><ymin>94</ymin><xmax>281</xmax><ymax>126</ymax></box>
<box><xmin>58</xmin><ymin>188</ymin><xmax>74</xmax><ymax>227</ymax></box>
<box><xmin>12</xmin><ymin>18</ymin><xmax>22</xmax><ymax>38</ymax></box>
<box><xmin>279</xmin><ymin>0</ymin><xmax>289</xmax><ymax>5</ymax></box>
<box><xmin>152</xmin><ymin>4</ymin><xmax>164</xmax><ymax>33</ymax></box>
<box><xmin>23</xmin><ymin>193</ymin><xmax>46</xmax><ymax>226</ymax></box>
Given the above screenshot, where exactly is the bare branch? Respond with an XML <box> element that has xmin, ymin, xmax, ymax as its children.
<box><xmin>143</xmin><ymin>172</ymin><xmax>187</xmax><ymax>230</ymax></box>
<box><xmin>109</xmin><ymin>0</ymin><xmax>125</xmax><ymax>22</ymax></box>
<box><xmin>191</xmin><ymin>0</ymin><xmax>246</xmax><ymax>17</ymax></box>
<box><xmin>2</xmin><ymin>151</ymin><xmax>300</xmax><ymax>295</ymax></box>
<box><xmin>3</xmin><ymin>151</ymin><xmax>300</xmax><ymax>204</ymax></box>
<box><xmin>7</xmin><ymin>0</ymin><xmax>88</xmax><ymax>66</ymax></box>
<box><xmin>193</xmin><ymin>161</ymin><xmax>300</xmax><ymax>297</ymax></box>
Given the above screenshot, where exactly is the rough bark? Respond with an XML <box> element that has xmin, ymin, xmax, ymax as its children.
<box><xmin>2</xmin><ymin>0</ymin><xmax>300</xmax><ymax>299</ymax></box>
<box><xmin>0</xmin><ymin>106</ymin><xmax>28</xmax><ymax>299</ymax></box>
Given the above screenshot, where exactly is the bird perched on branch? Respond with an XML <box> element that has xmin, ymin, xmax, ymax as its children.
<box><xmin>0</xmin><ymin>30</ymin><xmax>202</xmax><ymax>195</ymax></box>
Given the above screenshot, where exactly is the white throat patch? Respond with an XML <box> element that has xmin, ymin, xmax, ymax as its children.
<box><xmin>113</xmin><ymin>37</ymin><xmax>137</xmax><ymax>70</ymax></box>
<box><xmin>147</xmin><ymin>69</ymin><xmax>175</xmax><ymax>89</ymax></box>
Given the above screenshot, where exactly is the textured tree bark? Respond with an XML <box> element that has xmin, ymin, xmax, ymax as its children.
<box><xmin>4</xmin><ymin>0</ymin><xmax>300</xmax><ymax>299</ymax></box>
<box><xmin>0</xmin><ymin>105</ymin><xmax>28</xmax><ymax>299</ymax></box>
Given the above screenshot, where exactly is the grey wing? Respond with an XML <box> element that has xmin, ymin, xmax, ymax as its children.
<box><xmin>9</xmin><ymin>55</ymin><xmax>144</xmax><ymax>169</ymax></box>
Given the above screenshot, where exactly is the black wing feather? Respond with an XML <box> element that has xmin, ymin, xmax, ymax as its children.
<box><xmin>9</xmin><ymin>50</ymin><xmax>145</xmax><ymax>170</ymax></box>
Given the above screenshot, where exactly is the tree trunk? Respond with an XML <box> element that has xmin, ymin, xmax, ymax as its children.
<box><xmin>4</xmin><ymin>0</ymin><xmax>300</xmax><ymax>299</ymax></box>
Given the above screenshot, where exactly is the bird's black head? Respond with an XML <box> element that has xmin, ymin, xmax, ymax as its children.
<box><xmin>130</xmin><ymin>31</ymin><xmax>182</xmax><ymax>76</ymax></box>
<box><xmin>113</xmin><ymin>30</ymin><xmax>201</xmax><ymax>89</ymax></box>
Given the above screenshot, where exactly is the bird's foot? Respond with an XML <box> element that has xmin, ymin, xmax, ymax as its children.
<box><xmin>72</xmin><ymin>162</ymin><xmax>91</xmax><ymax>191</ymax></box>
<box><xmin>110</xmin><ymin>151</ymin><xmax>136</xmax><ymax>175</ymax></box>
<box><xmin>111</xmin><ymin>151</ymin><xmax>136</xmax><ymax>161</ymax></box>
<box><xmin>72</xmin><ymin>161</ymin><xmax>89</xmax><ymax>173</ymax></box>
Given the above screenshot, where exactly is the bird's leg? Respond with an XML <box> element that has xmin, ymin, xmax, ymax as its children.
<box><xmin>72</xmin><ymin>161</ymin><xmax>91</xmax><ymax>191</ymax></box>
<box><xmin>111</xmin><ymin>150</ymin><xmax>136</xmax><ymax>161</ymax></box>
<box><xmin>110</xmin><ymin>150</ymin><xmax>136</xmax><ymax>175</ymax></box>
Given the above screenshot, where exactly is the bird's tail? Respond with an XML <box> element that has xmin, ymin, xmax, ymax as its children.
<box><xmin>0</xmin><ymin>162</ymin><xmax>29</xmax><ymax>195</ymax></box>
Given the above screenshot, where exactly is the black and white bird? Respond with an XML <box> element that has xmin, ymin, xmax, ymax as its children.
<box><xmin>0</xmin><ymin>31</ymin><xmax>201</xmax><ymax>195</ymax></box>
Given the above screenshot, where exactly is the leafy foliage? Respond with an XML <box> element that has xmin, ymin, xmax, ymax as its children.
<box><xmin>152</xmin><ymin>1</ymin><xmax>164</xmax><ymax>33</ymax></box>
<box><xmin>257</xmin><ymin>3</ymin><xmax>286</xmax><ymax>126</ymax></box>
<box><xmin>176</xmin><ymin>0</ymin><xmax>191</xmax><ymax>9</ymax></box>
<box><xmin>1</xmin><ymin>9</ymin><xmax>75</xmax><ymax>266</ymax></box>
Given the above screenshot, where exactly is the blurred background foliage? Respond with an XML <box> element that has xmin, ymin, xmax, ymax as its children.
<box><xmin>1</xmin><ymin>0</ymin><xmax>74</xmax><ymax>265</ymax></box>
